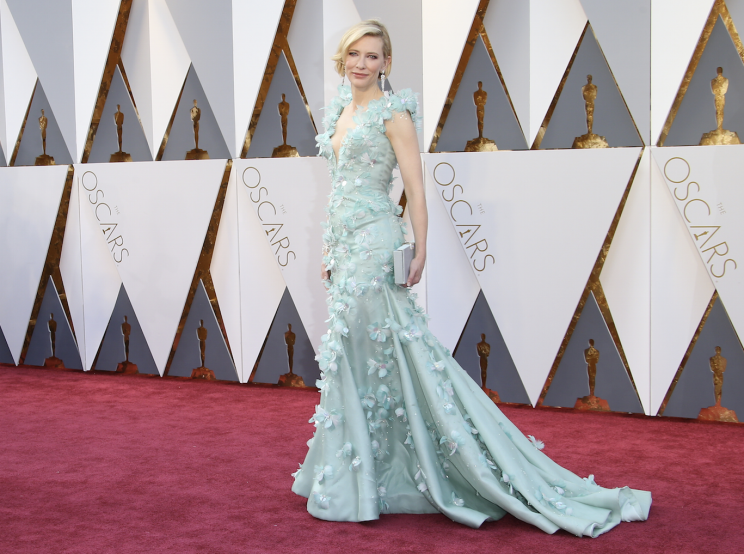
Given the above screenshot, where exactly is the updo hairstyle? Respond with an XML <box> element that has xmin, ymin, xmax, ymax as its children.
<box><xmin>332</xmin><ymin>19</ymin><xmax>392</xmax><ymax>78</ymax></box>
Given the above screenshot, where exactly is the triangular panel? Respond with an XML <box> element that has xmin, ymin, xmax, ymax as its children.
<box><xmin>0</xmin><ymin>165</ymin><xmax>68</xmax><ymax>363</ymax></box>
<box><xmin>88</xmin><ymin>66</ymin><xmax>152</xmax><ymax>163</ymax></box>
<box><xmin>539</xmin><ymin>24</ymin><xmax>641</xmax><ymax>149</ymax></box>
<box><xmin>210</xmin><ymin>162</ymin><xmax>287</xmax><ymax>383</ymax></box>
<box><xmin>6</xmin><ymin>0</ymin><xmax>76</xmax><ymax>160</ymax></box>
<box><xmin>662</xmin><ymin>296</ymin><xmax>744</xmax><ymax>420</ymax></box>
<box><xmin>252</xmin><ymin>287</ymin><xmax>316</xmax><ymax>388</ymax></box>
<box><xmin>651</xmin><ymin>0</ymin><xmax>716</xmax><ymax>143</ymax></box>
<box><xmin>0</xmin><ymin>324</ymin><xmax>13</xmax><ymax>364</ymax></box>
<box><xmin>453</xmin><ymin>291</ymin><xmax>530</xmax><ymax>405</ymax></box>
<box><xmin>424</xmin><ymin>156</ymin><xmax>480</xmax><ymax>352</ymax></box>
<box><xmin>425</xmin><ymin>148</ymin><xmax>641</xmax><ymax>404</ymax></box>
<box><xmin>24</xmin><ymin>276</ymin><xmax>82</xmax><ymax>369</ymax></box>
<box><xmin>71</xmin><ymin>0</ymin><xmax>121</xmax><ymax>162</ymax></box>
<box><xmin>653</xmin><ymin>146</ymin><xmax>744</xmax><ymax>346</ymax></box>
<box><xmin>161</xmin><ymin>63</ymin><xmax>230</xmax><ymax>161</ymax></box>
<box><xmin>246</xmin><ymin>50</ymin><xmax>317</xmax><ymax>158</ymax></box>
<box><xmin>665</xmin><ymin>17</ymin><xmax>744</xmax><ymax>146</ymax></box>
<box><xmin>169</xmin><ymin>280</ymin><xmax>236</xmax><ymax>381</ymax></box>
<box><xmin>165</xmin><ymin>0</ymin><xmax>235</xmax><ymax>157</ymax></box>
<box><xmin>435</xmin><ymin>34</ymin><xmax>526</xmax><ymax>152</ymax></box>
<box><xmin>93</xmin><ymin>283</ymin><xmax>158</xmax><ymax>375</ymax></box>
<box><xmin>286</xmin><ymin>0</ymin><xmax>325</xmax><ymax>126</ymax></box>
<box><xmin>542</xmin><ymin>291</ymin><xmax>644</xmax><ymax>413</ymax></box>
<box><xmin>14</xmin><ymin>81</ymin><xmax>73</xmax><ymax>166</ymax></box>
<box><xmin>0</xmin><ymin>0</ymin><xmax>38</xmax><ymax>159</ymax></box>
<box><xmin>73</xmin><ymin>160</ymin><xmax>226</xmax><ymax>374</ymax></box>
<box><xmin>600</xmin><ymin>147</ymin><xmax>652</xmax><ymax>413</ymax></box>
<box><xmin>236</xmin><ymin>157</ymin><xmax>330</xmax><ymax>357</ymax></box>
<box><xmin>580</xmin><ymin>0</ymin><xmax>651</xmax><ymax>143</ymax></box>
<box><xmin>649</xmin><ymin>148</ymin><xmax>715</xmax><ymax>414</ymax></box>
<box><xmin>422</xmin><ymin>0</ymin><xmax>480</xmax><ymax>148</ymax></box>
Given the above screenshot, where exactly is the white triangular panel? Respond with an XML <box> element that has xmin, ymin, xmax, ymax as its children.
<box><xmin>0</xmin><ymin>0</ymin><xmax>36</xmax><ymax>156</ymax></box>
<box><xmin>0</xmin><ymin>165</ymin><xmax>68</xmax><ymax>363</ymax></box>
<box><xmin>71</xmin><ymin>0</ymin><xmax>120</xmax><ymax>162</ymax></box>
<box><xmin>600</xmin><ymin>147</ymin><xmax>651</xmax><ymax>414</ymax></box>
<box><xmin>579</xmin><ymin>0</ymin><xmax>650</xmax><ymax>144</ymax></box>
<box><xmin>232</xmin><ymin>0</ymin><xmax>284</xmax><ymax>156</ymax></box>
<box><xmin>120</xmin><ymin>0</ymin><xmax>190</xmax><ymax>157</ymax></box>
<box><xmin>650</xmin><ymin>0</ymin><xmax>715</xmax><ymax>144</ymax></box>
<box><xmin>73</xmin><ymin>160</ymin><xmax>225</xmax><ymax>374</ymax></box>
<box><xmin>528</xmin><ymin>0</ymin><xmax>587</xmax><ymax>146</ymax></box>
<box><xmin>322</xmin><ymin>0</ymin><xmax>362</xmax><ymax>109</ymax></box>
<box><xmin>6</xmin><ymin>0</ymin><xmax>76</xmax><ymax>160</ymax></box>
<box><xmin>422</xmin><ymin>0</ymin><xmax>479</xmax><ymax>149</ymax></box>
<box><xmin>287</xmin><ymin>0</ymin><xmax>325</xmax><ymax>126</ymax></box>
<box><xmin>653</xmin><ymin>145</ymin><xmax>744</xmax><ymax>350</ymax></box>
<box><xmin>60</xmin><ymin>172</ymin><xmax>123</xmax><ymax>371</ymax></box>
<box><xmin>210</xmin><ymin>162</ymin><xmax>286</xmax><ymax>383</ymax></box>
<box><xmin>422</xmin><ymin>156</ymin><xmax>480</xmax><ymax>352</ymax></box>
<box><xmin>483</xmin><ymin>0</ymin><xmax>530</xmax><ymax>143</ymax></box>
<box><xmin>648</xmin><ymin>147</ymin><xmax>715</xmax><ymax>414</ymax></box>
<box><xmin>236</xmin><ymin>157</ymin><xmax>329</xmax><ymax>355</ymax></box>
<box><xmin>165</xmin><ymin>0</ymin><xmax>236</xmax><ymax>158</ymax></box>
<box><xmin>427</xmin><ymin>148</ymin><xmax>641</xmax><ymax>404</ymax></box>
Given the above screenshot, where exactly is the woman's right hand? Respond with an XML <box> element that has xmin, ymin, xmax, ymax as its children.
<box><xmin>321</xmin><ymin>263</ymin><xmax>330</xmax><ymax>281</ymax></box>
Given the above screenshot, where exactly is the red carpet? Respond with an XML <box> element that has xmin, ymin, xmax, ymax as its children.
<box><xmin>1</xmin><ymin>365</ymin><xmax>741</xmax><ymax>554</ymax></box>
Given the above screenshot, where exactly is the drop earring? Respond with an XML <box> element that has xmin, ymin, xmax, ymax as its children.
<box><xmin>342</xmin><ymin>65</ymin><xmax>346</xmax><ymax>86</ymax></box>
<box><xmin>380</xmin><ymin>70</ymin><xmax>386</xmax><ymax>95</ymax></box>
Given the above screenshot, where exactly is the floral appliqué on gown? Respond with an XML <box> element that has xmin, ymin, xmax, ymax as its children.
<box><xmin>291</xmin><ymin>85</ymin><xmax>651</xmax><ymax>536</ymax></box>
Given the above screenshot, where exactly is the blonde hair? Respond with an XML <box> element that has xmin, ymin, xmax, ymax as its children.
<box><xmin>332</xmin><ymin>19</ymin><xmax>392</xmax><ymax>78</ymax></box>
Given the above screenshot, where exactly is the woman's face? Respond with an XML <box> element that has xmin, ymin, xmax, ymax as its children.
<box><xmin>345</xmin><ymin>35</ymin><xmax>388</xmax><ymax>90</ymax></box>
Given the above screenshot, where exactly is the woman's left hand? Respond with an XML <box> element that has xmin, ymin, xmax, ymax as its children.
<box><xmin>406</xmin><ymin>255</ymin><xmax>425</xmax><ymax>287</ymax></box>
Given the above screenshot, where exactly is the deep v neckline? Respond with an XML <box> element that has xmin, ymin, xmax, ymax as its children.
<box><xmin>329</xmin><ymin>93</ymin><xmax>385</xmax><ymax>167</ymax></box>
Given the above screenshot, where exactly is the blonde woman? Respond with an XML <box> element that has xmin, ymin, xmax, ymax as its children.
<box><xmin>291</xmin><ymin>19</ymin><xmax>651</xmax><ymax>536</ymax></box>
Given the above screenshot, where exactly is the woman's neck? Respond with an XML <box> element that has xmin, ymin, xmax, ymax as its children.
<box><xmin>349</xmin><ymin>83</ymin><xmax>383</xmax><ymax>108</ymax></box>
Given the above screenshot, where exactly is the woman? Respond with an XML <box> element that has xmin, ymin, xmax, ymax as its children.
<box><xmin>291</xmin><ymin>19</ymin><xmax>651</xmax><ymax>536</ymax></box>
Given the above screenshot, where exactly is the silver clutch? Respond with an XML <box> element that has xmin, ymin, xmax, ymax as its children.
<box><xmin>394</xmin><ymin>243</ymin><xmax>415</xmax><ymax>285</ymax></box>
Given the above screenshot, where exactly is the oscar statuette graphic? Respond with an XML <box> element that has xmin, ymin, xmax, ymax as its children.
<box><xmin>698</xmin><ymin>346</ymin><xmax>739</xmax><ymax>422</ymax></box>
<box><xmin>279</xmin><ymin>324</ymin><xmax>306</xmax><ymax>387</ymax></box>
<box><xmin>572</xmin><ymin>75</ymin><xmax>609</xmax><ymax>149</ymax></box>
<box><xmin>477</xmin><ymin>333</ymin><xmax>500</xmax><ymax>402</ymax></box>
<box><xmin>574</xmin><ymin>339</ymin><xmax>610</xmax><ymax>411</ymax></box>
<box><xmin>110</xmin><ymin>105</ymin><xmax>133</xmax><ymax>162</ymax></box>
<box><xmin>35</xmin><ymin>109</ymin><xmax>55</xmax><ymax>166</ymax></box>
<box><xmin>699</xmin><ymin>67</ymin><xmax>741</xmax><ymax>145</ymax></box>
<box><xmin>115</xmin><ymin>316</ymin><xmax>138</xmax><ymax>374</ymax></box>
<box><xmin>272</xmin><ymin>93</ymin><xmax>300</xmax><ymax>158</ymax></box>
<box><xmin>43</xmin><ymin>313</ymin><xmax>64</xmax><ymax>368</ymax></box>
<box><xmin>185</xmin><ymin>100</ymin><xmax>210</xmax><ymax>160</ymax></box>
<box><xmin>464</xmin><ymin>82</ymin><xmax>498</xmax><ymax>152</ymax></box>
<box><xmin>190</xmin><ymin>320</ymin><xmax>216</xmax><ymax>380</ymax></box>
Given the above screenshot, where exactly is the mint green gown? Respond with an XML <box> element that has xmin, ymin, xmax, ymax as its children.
<box><xmin>291</xmin><ymin>85</ymin><xmax>651</xmax><ymax>536</ymax></box>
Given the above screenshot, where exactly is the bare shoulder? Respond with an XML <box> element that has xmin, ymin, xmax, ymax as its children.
<box><xmin>384</xmin><ymin>108</ymin><xmax>416</xmax><ymax>141</ymax></box>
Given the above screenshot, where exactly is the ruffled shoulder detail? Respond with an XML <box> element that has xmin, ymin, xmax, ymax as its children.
<box><xmin>316</xmin><ymin>85</ymin><xmax>352</xmax><ymax>159</ymax></box>
<box><xmin>366</xmin><ymin>89</ymin><xmax>422</xmax><ymax>132</ymax></box>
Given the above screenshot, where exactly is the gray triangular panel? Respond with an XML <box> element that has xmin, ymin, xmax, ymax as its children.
<box><xmin>161</xmin><ymin>64</ymin><xmax>230</xmax><ymax>161</ymax></box>
<box><xmin>169</xmin><ymin>280</ymin><xmax>237</xmax><ymax>381</ymax></box>
<box><xmin>0</xmin><ymin>145</ymin><xmax>6</xmax><ymax>167</ymax></box>
<box><xmin>540</xmin><ymin>25</ymin><xmax>642</xmax><ymax>149</ymax></box>
<box><xmin>0</xmin><ymin>324</ymin><xmax>14</xmax><ymax>364</ymax></box>
<box><xmin>665</xmin><ymin>17</ymin><xmax>744</xmax><ymax>146</ymax></box>
<box><xmin>14</xmin><ymin>81</ymin><xmax>73</xmax><ymax>166</ymax></box>
<box><xmin>252</xmin><ymin>288</ymin><xmax>316</xmax><ymax>386</ymax></box>
<box><xmin>88</xmin><ymin>66</ymin><xmax>152</xmax><ymax>163</ymax></box>
<box><xmin>24</xmin><ymin>277</ymin><xmax>82</xmax><ymax>369</ymax></box>
<box><xmin>246</xmin><ymin>51</ymin><xmax>318</xmax><ymax>158</ymax></box>
<box><xmin>93</xmin><ymin>284</ymin><xmax>158</xmax><ymax>374</ymax></box>
<box><xmin>543</xmin><ymin>291</ymin><xmax>643</xmax><ymax>412</ymax></box>
<box><xmin>436</xmin><ymin>35</ymin><xmax>527</xmax><ymax>152</ymax></box>
<box><xmin>453</xmin><ymin>291</ymin><xmax>530</xmax><ymax>404</ymax></box>
<box><xmin>663</xmin><ymin>297</ymin><xmax>744</xmax><ymax>419</ymax></box>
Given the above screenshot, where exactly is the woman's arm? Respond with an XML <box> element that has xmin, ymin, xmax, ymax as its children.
<box><xmin>386</xmin><ymin>112</ymin><xmax>427</xmax><ymax>287</ymax></box>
